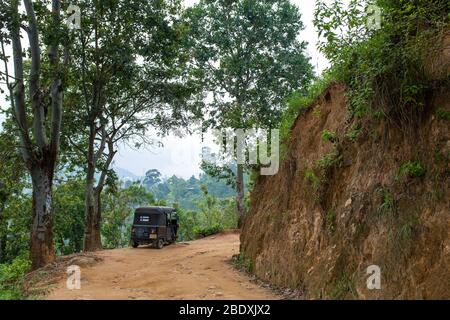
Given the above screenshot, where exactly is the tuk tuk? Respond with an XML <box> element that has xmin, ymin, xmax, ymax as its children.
<box><xmin>130</xmin><ymin>207</ymin><xmax>179</xmax><ymax>249</ymax></box>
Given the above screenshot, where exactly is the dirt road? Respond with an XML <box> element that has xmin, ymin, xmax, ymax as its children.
<box><xmin>47</xmin><ymin>231</ymin><xmax>278</xmax><ymax>300</ymax></box>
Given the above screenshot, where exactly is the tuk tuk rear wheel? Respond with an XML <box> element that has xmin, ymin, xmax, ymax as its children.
<box><xmin>132</xmin><ymin>242</ymin><xmax>138</xmax><ymax>248</ymax></box>
<box><xmin>156</xmin><ymin>239</ymin><xmax>164</xmax><ymax>249</ymax></box>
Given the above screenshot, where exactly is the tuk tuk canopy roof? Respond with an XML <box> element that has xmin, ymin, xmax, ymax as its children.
<box><xmin>135</xmin><ymin>207</ymin><xmax>176</xmax><ymax>214</ymax></box>
<box><xmin>133</xmin><ymin>207</ymin><xmax>178</xmax><ymax>226</ymax></box>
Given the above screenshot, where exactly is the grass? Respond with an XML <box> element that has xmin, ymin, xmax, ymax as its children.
<box><xmin>397</xmin><ymin>161</ymin><xmax>426</xmax><ymax>179</ymax></box>
<box><xmin>303</xmin><ymin>150</ymin><xmax>343</xmax><ymax>204</ymax></box>
<box><xmin>344</xmin><ymin>126</ymin><xmax>362</xmax><ymax>141</ymax></box>
<box><xmin>313</xmin><ymin>108</ymin><xmax>322</xmax><ymax>118</ymax></box>
<box><xmin>387</xmin><ymin>214</ymin><xmax>420</xmax><ymax>259</ymax></box>
<box><xmin>321</xmin><ymin>130</ymin><xmax>336</xmax><ymax>143</ymax></box>
<box><xmin>279</xmin><ymin>75</ymin><xmax>333</xmax><ymax>143</ymax></box>
<box><xmin>325</xmin><ymin>210</ymin><xmax>336</xmax><ymax>232</ymax></box>
<box><xmin>304</xmin><ymin>169</ymin><xmax>320</xmax><ymax>189</ymax></box>
<box><xmin>316</xmin><ymin>151</ymin><xmax>343</xmax><ymax>171</ymax></box>
<box><xmin>0</xmin><ymin>255</ymin><xmax>31</xmax><ymax>300</ymax></box>
<box><xmin>377</xmin><ymin>188</ymin><xmax>396</xmax><ymax>218</ymax></box>
<box><xmin>304</xmin><ymin>169</ymin><xmax>322</xmax><ymax>203</ymax></box>
<box><xmin>329</xmin><ymin>272</ymin><xmax>356</xmax><ymax>300</ymax></box>
<box><xmin>317</xmin><ymin>1</ymin><xmax>448</xmax><ymax>125</ymax></box>
<box><xmin>193</xmin><ymin>224</ymin><xmax>223</xmax><ymax>238</ymax></box>
<box><xmin>232</xmin><ymin>252</ymin><xmax>254</xmax><ymax>273</ymax></box>
<box><xmin>436</xmin><ymin>108</ymin><xmax>450</xmax><ymax>120</ymax></box>
<box><xmin>396</xmin><ymin>213</ymin><xmax>419</xmax><ymax>243</ymax></box>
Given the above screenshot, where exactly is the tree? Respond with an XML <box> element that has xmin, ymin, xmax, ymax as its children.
<box><xmin>52</xmin><ymin>178</ymin><xmax>85</xmax><ymax>255</ymax></box>
<box><xmin>62</xmin><ymin>0</ymin><xmax>202</xmax><ymax>251</ymax></box>
<box><xmin>185</xmin><ymin>0</ymin><xmax>314</xmax><ymax>220</ymax></box>
<box><xmin>1</xmin><ymin>0</ymin><xmax>68</xmax><ymax>269</ymax></box>
<box><xmin>0</xmin><ymin>121</ymin><xmax>26</xmax><ymax>263</ymax></box>
<box><xmin>143</xmin><ymin>169</ymin><xmax>162</xmax><ymax>189</ymax></box>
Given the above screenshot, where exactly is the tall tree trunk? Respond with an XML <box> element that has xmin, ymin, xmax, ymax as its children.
<box><xmin>83</xmin><ymin>126</ymin><xmax>102</xmax><ymax>251</ymax></box>
<box><xmin>236</xmin><ymin>164</ymin><xmax>245</xmax><ymax>227</ymax></box>
<box><xmin>83</xmin><ymin>180</ymin><xmax>102</xmax><ymax>251</ymax></box>
<box><xmin>94</xmin><ymin>186</ymin><xmax>102</xmax><ymax>243</ymax></box>
<box><xmin>30</xmin><ymin>166</ymin><xmax>55</xmax><ymax>269</ymax></box>
<box><xmin>9</xmin><ymin>0</ymin><xmax>63</xmax><ymax>269</ymax></box>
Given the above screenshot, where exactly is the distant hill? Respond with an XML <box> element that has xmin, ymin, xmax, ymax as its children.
<box><xmin>113</xmin><ymin>167</ymin><xmax>142</xmax><ymax>181</ymax></box>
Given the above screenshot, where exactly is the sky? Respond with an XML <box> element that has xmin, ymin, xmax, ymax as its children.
<box><xmin>0</xmin><ymin>0</ymin><xmax>330</xmax><ymax>180</ymax></box>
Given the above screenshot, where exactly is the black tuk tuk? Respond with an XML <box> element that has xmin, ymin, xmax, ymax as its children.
<box><xmin>130</xmin><ymin>207</ymin><xmax>179</xmax><ymax>249</ymax></box>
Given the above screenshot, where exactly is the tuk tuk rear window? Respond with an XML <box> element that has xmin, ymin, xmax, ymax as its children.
<box><xmin>134</xmin><ymin>213</ymin><xmax>165</xmax><ymax>225</ymax></box>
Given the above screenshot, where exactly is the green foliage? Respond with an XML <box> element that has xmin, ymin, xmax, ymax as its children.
<box><xmin>321</xmin><ymin>130</ymin><xmax>337</xmax><ymax>142</ymax></box>
<box><xmin>0</xmin><ymin>123</ymin><xmax>27</xmax><ymax>264</ymax></box>
<box><xmin>143</xmin><ymin>169</ymin><xmax>162</xmax><ymax>189</ymax></box>
<box><xmin>176</xmin><ymin>209</ymin><xmax>200</xmax><ymax>241</ymax></box>
<box><xmin>303</xmin><ymin>150</ymin><xmax>343</xmax><ymax>204</ymax></box>
<box><xmin>0</xmin><ymin>255</ymin><xmax>30</xmax><ymax>300</ymax></box>
<box><xmin>325</xmin><ymin>210</ymin><xmax>337</xmax><ymax>231</ymax></box>
<box><xmin>316</xmin><ymin>151</ymin><xmax>343</xmax><ymax>171</ymax></box>
<box><xmin>398</xmin><ymin>160</ymin><xmax>426</xmax><ymax>179</ymax></box>
<box><xmin>396</xmin><ymin>217</ymin><xmax>418</xmax><ymax>243</ymax></box>
<box><xmin>313</xmin><ymin>108</ymin><xmax>322</xmax><ymax>118</ymax></box>
<box><xmin>377</xmin><ymin>188</ymin><xmax>396</xmax><ymax>217</ymax></box>
<box><xmin>315</xmin><ymin>0</ymin><xmax>449</xmax><ymax>121</ymax></box>
<box><xmin>146</xmin><ymin>169</ymin><xmax>236</xmax><ymax>211</ymax></box>
<box><xmin>193</xmin><ymin>224</ymin><xmax>223</xmax><ymax>239</ymax></box>
<box><xmin>176</xmin><ymin>185</ymin><xmax>238</xmax><ymax>241</ymax></box>
<box><xmin>185</xmin><ymin>0</ymin><xmax>314</xmax><ymax>131</ymax></box>
<box><xmin>186</xmin><ymin>0</ymin><xmax>313</xmax><ymax>214</ymax></box>
<box><xmin>304</xmin><ymin>169</ymin><xmax>320</xmax><ymax>189</ymax></box>
<box><xmin>279</xmin><ymin>75</ymin><xmax>332</xmax><ymax>142</ymax></box>
<box><xmin>304</xmin><ymin>169</ymin><xmax>322</xmax><ymax>203</ymax></box>
<box><xmin>1</xmin><ymin>193</ymin><xmax>32</xmax><ymax>264</ymax></box>
<box><xmin>53</xmin><ymin>179</ymin><xmax>85</xmax><ymax>255</ymax></box>
<box><xmin>436</xmin><ymin>108</ymin><xmax>450</xmax><ymax>120</ymax></box>
<box><xmin>344</xmin><ymin>124</ymin><xmax>362</xmax><ymax>141</ymax></box>
<box><xmin>232</xmin><ymin>252</ymin><xmax>254</xmax><ymax>273</ymax></box>
<box><xmin>329</xmin><ymin>272</ymin><xmax>356</xmax><ymax>300</ymax></box>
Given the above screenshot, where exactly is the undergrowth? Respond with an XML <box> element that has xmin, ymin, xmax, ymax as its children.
<box><xmin>325</xmin><ymin>210</ymin><xmax>336</xmax><ymax>232</ymax></box>
<box><xmin>314</xmin><ymin>0</ymin><xmax>449</xmax><ymax>126</ymax></box>
<box><xmin>193</xmin><ymin>224</ymin><xmax>223</xmax><ymax>238</ymax></box>
<box><xmin>322</xmin><ymin>130</ymin><xmax>337</xmax><ymax>142</ymax></box>
<box><xmin>377</xmin><ymin>187</ymin><xmax>396</xmax><ymax>218</ymax></box>
<box><xmin>397</xmin><ymin>160</ymin><xmax>426</xmax><ymax>179</ymax></box>
<box><xmin>280</xmin><ymin>74</ymin><xmax>334</xmax><ymax>143</ymax></box>
<box><xmin>279</xmin><ymin>0</ymin><xmax>449</xmax><ymax>145</ymax></box>
<box><xmin>436</xmin><ymin>108</ymin><xmax>450</xmax><ymax>120</ymax></box>
<box><xmin>232</xmin><ymin>252</ymin><xmax>254</xmax><ymax>273</ymax></box>
<box><xmin>329</xmin><ymin>272</ymin><xmax>357</xmax><ymax>300</ymax></box>
<box><xmin>0</xmin><ymin>255</ymin><xmax>30</xmax><ymax>300</ymax></box>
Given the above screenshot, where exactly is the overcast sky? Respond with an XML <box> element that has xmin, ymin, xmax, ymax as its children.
<box><xmin>0</xmin><ymin>0</ymin><xmax>330</xmax><ymax>179</ymax></box>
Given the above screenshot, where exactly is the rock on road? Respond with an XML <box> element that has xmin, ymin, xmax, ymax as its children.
<box><xmin>47</xmin><ymin>231</ymin><xmax>278</xmax><ymax>300</ymax></box>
